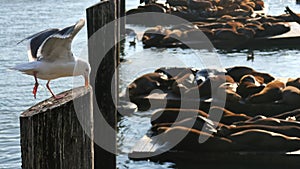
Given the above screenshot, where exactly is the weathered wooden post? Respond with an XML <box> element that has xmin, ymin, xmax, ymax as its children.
<box><xmin>87</xmin><ymin>0</ymin><xmax>119</xmax><ymax>168</ymax></box>
<box><xmin>20</xmin><ymin>87</ymin><xmax>94</xmax><ymax>169</ymax></box>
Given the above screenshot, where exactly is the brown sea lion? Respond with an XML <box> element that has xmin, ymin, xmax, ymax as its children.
<box><xmin>226</xmin><ymin>66</ymin><xmax>254</xmax><ymax>82</ymax></box>
<box><xmin>236</xmin><ymin>74</ymin><xmax>265</xmax><ymax>98</ymax></box>
<box><xmin>138</xmin><ymin>3</ymin><xmax>167</xmax><ymax>13</ymax></box>
<box><xmin>229</xmin><ymin>129</ymin><xmax>300</xmax><ymax>152</ymax></box>
<box><xmin>273</xmin><ymin>109</ymin><xmax>300</xmax><ymax>121</ymax></box>
<box><xmin>188</xmin><ymin>0</ymin><xmax>213</xmax><ymax>10</ymax></box>
<box><xmin>237</xmin><ymin>27</ymin><xmax>255</xmax><ymax>38</ymax></box>
<box><xmin>285</xmin><ymin>6</ymin><xmax>300</xmax><ymax>25</ymax></box>
<box><xmin>256</xmin><ymin>22</ymin><xmax>290</xmax><ymax>37</ymax></box>
<box><xmin>282</xmin><ymin>86</ymin><xmax>300</xmax><ymax>106</ymax></box>
<box><xmin>231</xmin><ymin>8</ymin><xmax>253</xmax><ymax>17</ymax></box>
<box><xmin>210</xmin><ymin>106</ymin><xmax>251</xmax><ymax>125</ymax></box>
<box><xmin>151</xmin><ymin>115</ymin><xmax>222</xmax><ymax>132</ymax></box>
<box><xmin>170</xmin><ymin>23</ymin><xmax>198</xmax><ymax>31</ymax></box>
<box><xmin>196</xmin><ymin>22</ymin><xmax>228</xmax><ymax>30</ymax></box>
<box><xmin>286</xmin><ymin>78</ymin><xmax>300</xmax><ymax>89</ymax></box>
<box><xmin>254</xmin><ymin>0</ymin><xmax>264</xmax><ymax>10</ymax></box>
<box><xmin>158</xmin><ymin>126</ymin><xmax>245</xmax><ymax>152</ymax></box>
<box><xmin>216</xmin><ymin>15</ymin><xmax>235</xmax><ymax>22</ymax></box>
<box><xmin>185</xmin><ymin>75</ymin><xmax>228</xmax><ymax>98</ymax></box>
<box><xmin>224</xmin><ymin>87</ymin><xmax>242</xmax><ymax>102</ymax></box>
<box><xmin>142</xmin><ymin>25</ymin><xmax>167</xmax><ymax>47</ymax></box>
<box><xmin>220</xmin><ymin>124</ymin><xmax>300</xmax><ymax>138</ymax></box>
<box><xmin>225</xmin><ymin>66</ymin><xmax>275</xmax><ymax>83</ymax></box>
<box><xmin>127</xmin><ymin>72</ymin><xmax>171</xmax><ymax>98</ymax></box>
<box><xmin>247</xmin><ymin>80</ymin><xmax>285</xmax><ymax>104</ymax></box>
<box><xmin>154</xmin><ymin>67</ymin><xmax>196</xmax><ymax>79</ymax></box>
<box><xmin>244</xmin><ymin>23</ymin><xmax>265</xmax><ymax>32</ymax></box>
<box><xmin>213</xmin><ymin>28</ymin><xmax>247</xmax><ymax>41</ymax></box>
<box><xmin>151</xmin><ymin>108</ymin><xmax>209</xmax><ymax>125</ymax></box>
<box><xmin>171</xmin><ymin>71</ymin><xmax>196</xmax><ymax>95</ymax></box>
<box><xmin>227</xmin><ymin>21</ymin><xmax>244</xmax><ymax>29</ymax></box>
<box><xmin>167</xmin><ymin>0</ymin><xmax>188</xmax><ymax>7</ymax></box>
<box><xmin>182</xmin><ymin>29</ymin><xmax>212</xmax><ymax>41</ymax></box>
<box><xmin>161</xmin><ymin>29</ymin><xmax>183</xmax><ymax>44</ymax></box>
<box><xmin>233</xmin><ymin>116</ymin><xmax>300</xmax><ymax>128</ymax></box>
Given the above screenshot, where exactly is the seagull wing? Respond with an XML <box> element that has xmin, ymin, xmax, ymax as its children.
<box><xmin>37</xmin><ymin>19</ymin><xmax>85</xmax><ymax>62</ymax></box>
<box><xmin>18</xmin><ymin>29</ymin><xmax>59</xmax><ymax>61</ymax></box>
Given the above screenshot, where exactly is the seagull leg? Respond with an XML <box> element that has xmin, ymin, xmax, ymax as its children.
<box><xmin>33</xmin><ymin>72</ymin><xmax>39</xmax><ymax>99</ymax></box>
<box><xmin>46</xmin><ymin>80</ymin><xmax>65</xmax><ymax>99</ymax></box>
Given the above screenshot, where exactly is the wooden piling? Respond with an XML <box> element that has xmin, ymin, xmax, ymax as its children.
<box><xmin>20</xmin><ymin>87</ymin><xmax>93</xmax><ymax>169</ymax></box>
<box><xmin>87</xmin><ymin>0</ymin><xmax>119</xmax><ymax>168</ymax></box>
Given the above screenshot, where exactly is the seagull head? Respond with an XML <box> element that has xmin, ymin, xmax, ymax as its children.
<box><xmin>74</xmin><ymin>58</ymin><xmax>91</xmax><ymax>87</ymax></box>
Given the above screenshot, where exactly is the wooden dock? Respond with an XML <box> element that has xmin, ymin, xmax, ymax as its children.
<box><xmin>142</xmin><ymin>22</ymin><xmax>300</xmax><ymax>50</ymax></box>
<box><xmin>129</xmin><ymin>133</ymin><xmax>300</xmax><ymax>168</ymax></box>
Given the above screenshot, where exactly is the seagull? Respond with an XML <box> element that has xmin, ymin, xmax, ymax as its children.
<box><xmin>13</xmin><ymin>19</ymin><xmax>90</xmax><ymax>99</ymax></box>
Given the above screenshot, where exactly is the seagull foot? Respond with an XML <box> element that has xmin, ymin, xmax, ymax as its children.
<box><xmin>53</xmin><ymin>94</ymin><xmax>66</xmax><ymax>100</ymax></box>
<box><xmin>32</xmin><ymin>83</ymin><xmax>39</xmax><ymax>99</ymax></box>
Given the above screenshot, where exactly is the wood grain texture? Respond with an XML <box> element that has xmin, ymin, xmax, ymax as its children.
<box><xmin>20</xmin><ymin>87</ymin><xmax>93</xmax><ymax>169</ymax></box>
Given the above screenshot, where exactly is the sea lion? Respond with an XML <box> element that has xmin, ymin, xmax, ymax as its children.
<box><xmin>236</xmin><ymin>74</ymin><xmax>265</xmax><ymax>98</ymax></box>
<box><xmin>161</xmin><ymin>29</ymin><xmax>183</xmax><ymax>44</ymax></box>
<box><xmin>151</xmin><ymin>108</ymin><xmax>209</xmax><ymax>125</ymax></box>
<box><xmin>151</xmin><ymin>115</ymin><xmax>222</xmax><ymax>132</ymax></box>
<box><xmin>285</xmin><ymin>6</ymin><xmax>300</xmax><ymax>25</ymax></box>
<box><xmin>170</xmin><ymin>23</ymin><xmax>198</xmax><ymax>31</ymax></box>
<box><xmin>158</xmin><ymin>126</ymin><xmax>243</xmax><ymax>152</ymax></box>
<box><xmin>286</xmin><ymin>78</ymin><xmax>300</xmax><ymax>89</ymax></box>
<box><xmin>185</xmin><ymin>75</ymin><xmax>229</xmax><ymax>99</ymax></box>
<box><xmin>140</xmin><ymin>0</ymin><xmax>157</xmax><ymax>4</ymax></box>
<box><xmin>142</xmin><ymin>25</ymin><xmax>167</xmax><ymax>47</ymax></box>
<box><xmin>171</xmin><ymin>71</ymin><xmax>196</xmax><ymax>95</ymax></box>
<box><xmin>233</xmin><ymin>116</ymin><xmax>300</xmax><ymax>128</ymax></box>
<box><xmin>282</xmin><ymin>86</ymin><xmax>300</xmax><ymax>106</ymax></box>
<box><xmin>226</xmin><ymin>66</ymin><xmax>254</xmax><ymax>82</ymax></box>
<box><xmin>213</xmin><ymin>28</ymin><xmax>247</xmax><ymax>41</ymax></box>
<box><xmin>237</xmin><ymin>27</ymin><xmax>255</xmax><ymax>38</ymax></box>
<box><xmin>182</xmin><ymin>28</ymin><xmax>212</xmax><ymax>42</ymax></box>
<box><xmin>154</xmin><ymin>67</ymin><xmax>196</xmax><ymax>79</ymax></box>
<box><xmin>226</xmin><ymin>21</ymin><xmax>244</xmax><ymax>30</ymax></box>
<box><xmin>229</xmin><ymin>129</ymin><xmax>300</xmax><ymax>152</ymax></box>
<box><xmin>127</xmin><ymin>72</ymin><xmax>171</xmax><ymax>98</ymax></box>
<box><xmin>225</xmin><ymin>66</ymin><xmax>275</xmax><ymax>83</ymax></box>
<box><xmin>256</xmin><ymin>22</ymin><xmax>290</xmax><ymax>37</ymax></box>
<box><xmin>166</xmin><ymin>0</ymin><xmax>188</xmax><ymax>7</ymax></box>
<box><xmin>247</xmin><ymin>80</ymin><xmax>285</xmax><ymax>104</ymax></box>
<box><xmin>244</xmin><ymin>23</ymin><xmax>265</xmax><ymax>32</ymax></box>
<box><xmin>138</xmin><ymin>3</ymin><xmax>167</xmax><ymax>13</ymax></box>
<box><xmin>254</xmin><ymin>0</ymin><xmax>264</xmax><ymax>10</ymax></box>
<box><xmin>187</xmin><ymin>0</ymin><xmax>213</xmax><ymax>11</ymax></box>
<box><xmin>195</xmin><ymin>68</ymin><xmax>228</xmax><ymax>84</ymax></box>
<box><xmin>220</xmin><ymin>124</ymin><xmax>300</xmax><ymax>138</ymax></box>
<box><xmin>210</xmin><ymin>106</ymin><xmax>251</xmax><ymax>125</ymax></box>
<box><xmin>273</xmin><ymin>109</ymin><xmax>300</xmax><ymax>121</ymax></box>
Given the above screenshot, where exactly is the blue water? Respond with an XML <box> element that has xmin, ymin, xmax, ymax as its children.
<box><xmin>0</xmin><ymin>0</ymin><xmax>300</xmax><ymax>169</ymax></box>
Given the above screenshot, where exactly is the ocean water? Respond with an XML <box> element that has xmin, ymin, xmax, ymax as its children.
<box><xmin>0</xmin><ymin>0</ymin><xmax>300</xmax><ymax>169</ymax></box>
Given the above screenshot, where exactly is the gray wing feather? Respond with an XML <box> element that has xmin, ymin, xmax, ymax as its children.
<box><xmin>38</xmin><ymin>19</ymin><xmax>85</xmax><ymax>62</ymax></box>
<box><xmin>18</xmin><ymin>29</ymin><xmax>59</xmax><ymax>61</ymax></box>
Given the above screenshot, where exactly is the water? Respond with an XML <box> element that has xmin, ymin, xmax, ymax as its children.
<box><xmin>0</xmin><ymin>0</ymin><xmax>300</xmax><ymax>169</ymax></box>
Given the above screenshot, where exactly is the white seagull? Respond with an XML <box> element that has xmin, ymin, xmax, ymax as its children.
<box><xmin>13</xmin><ymin>19</ymin><xmax>90</xmax><ymax>99</ymax></box>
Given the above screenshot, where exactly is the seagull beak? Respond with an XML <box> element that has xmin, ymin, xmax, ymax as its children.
<box><xmin>85</xmin><ymin>75</ymin><xmax>89</xmax><ymax>88</ymax></box>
